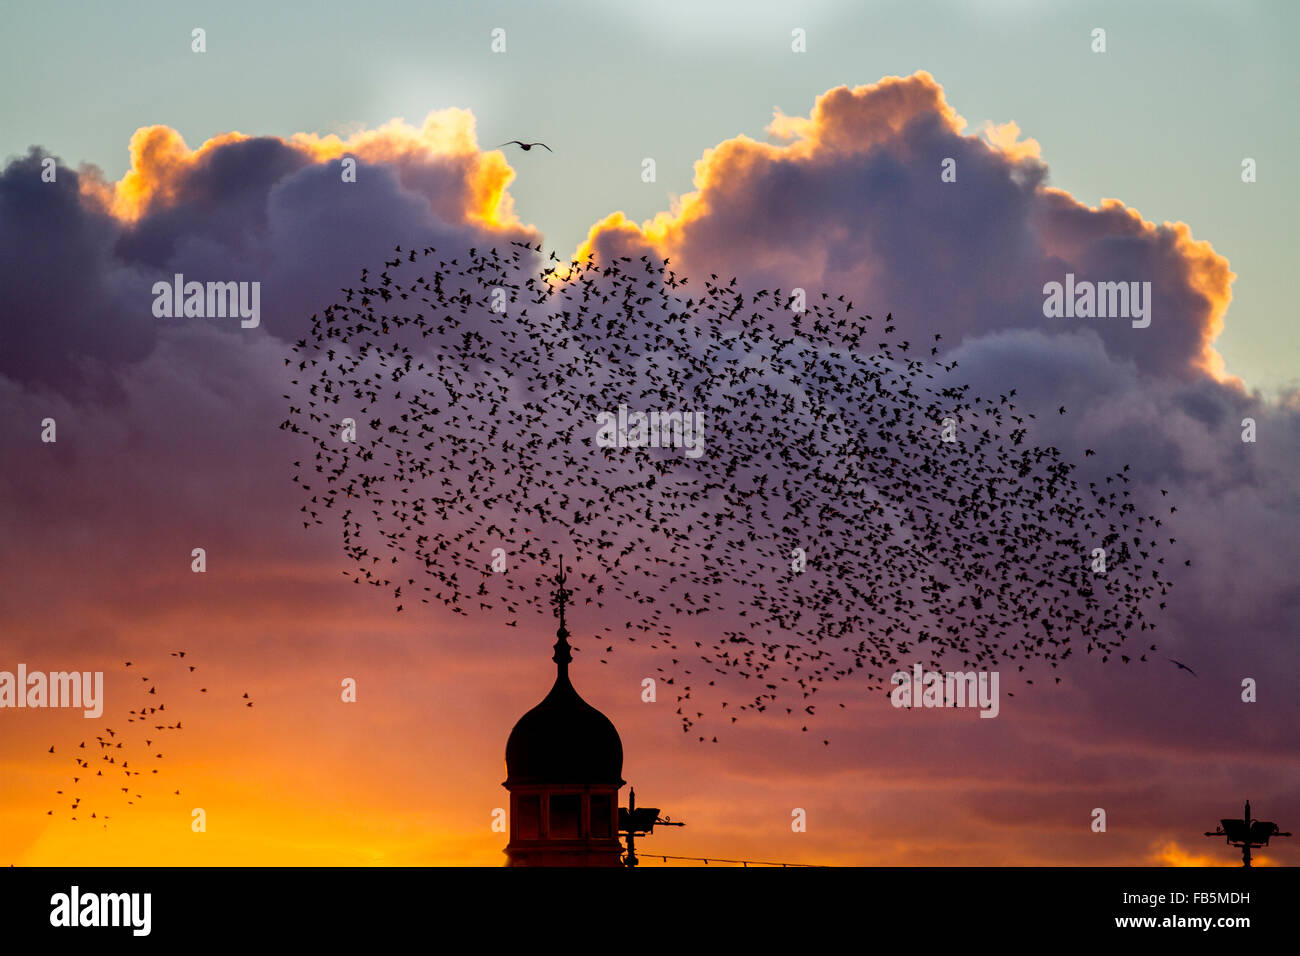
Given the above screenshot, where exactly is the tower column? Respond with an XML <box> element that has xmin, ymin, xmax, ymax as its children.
<box><xmin>502</xmin><ymin>559</ymin><xmax>626</xmax><ymax>866</ymax></box>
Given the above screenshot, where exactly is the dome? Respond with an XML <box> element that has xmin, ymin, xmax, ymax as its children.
<box><xmin>505</xmin><ymin>624</ymin><xmax>624</xmax><ymax>786</ymax></box>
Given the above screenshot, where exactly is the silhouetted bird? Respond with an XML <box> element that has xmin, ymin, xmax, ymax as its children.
<box><xmin>281</xmin><ymin>244</ymin><xmax>1182</xmax><ymax>739</ymax></box>
<box><xmin>492</xmin><ymin>141</ymin><xmax>551</xmax><ymax>152</ymax></box>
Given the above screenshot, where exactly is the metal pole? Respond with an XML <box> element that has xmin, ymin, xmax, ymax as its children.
<box><xmin>625</xmin><ymin>787</ymin><xmax>639</xmax><ymax>868</ymax></box>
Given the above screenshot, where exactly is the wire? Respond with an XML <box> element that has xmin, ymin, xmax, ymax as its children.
<box><xmin>637</xmin><ymin>853</ymin><xmax>825</xmax><ymax>867</ymax></box>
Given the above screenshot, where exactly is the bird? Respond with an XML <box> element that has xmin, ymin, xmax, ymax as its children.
<box><xmin>1167</xmin><ymin>657</ymin><xmax>1198</xmax><ymax>677</ymax></box>
<box><xmin>34</xmin><ymin>647</ymin><xmax>247</xmax><ymax>829</ymax></box>
<box><xmin>491</xmin><ymin>140</ymin><xmax>551</xmax><ymax>152</ymax></box>
<box><xmin>280</xmin><ymin>243</ymin><xmax>1183</xmax><ymax>741</ymax></box>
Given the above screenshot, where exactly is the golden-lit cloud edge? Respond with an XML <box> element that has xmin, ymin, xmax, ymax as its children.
<box><xmin>80</xmin><ymin>108</ymin><xmax>521</xmax><ymax>232</ymax></box>
<box><xmin>573</xmin><ymin>71</ymin><xmax>1237</xmax><ymax>387</ymax></box>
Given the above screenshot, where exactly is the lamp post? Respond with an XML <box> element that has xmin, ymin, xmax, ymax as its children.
<box><xmin>619</xmin><ymin>787</ymin><xmax>684</xmax><ymax>867</ymax></box>
<box><xmin>1203</xmin><ymin>800</ymin><xmax>1291</xmax><ymax>867</ymax></box>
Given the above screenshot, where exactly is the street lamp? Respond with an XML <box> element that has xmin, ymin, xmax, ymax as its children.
<box><xmin>1204</xmin><ymin>800</ymin><xmax>1291</xmax><ymax>867</ymax></box>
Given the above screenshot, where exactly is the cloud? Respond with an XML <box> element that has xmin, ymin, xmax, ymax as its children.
<box><xmin>106</xmin><ymin>109</ymin><xmax>517</xmax><ymax>229</ymax></box>
<box><xmin>566</xmin><ymin>72</ymin><xmax>1300</xmax><ymax>861</ymax></box>
<box><xmin>1151</xmin><ymin>841</ymin><xmax>1267</xmax><ymax>867</ymax></box>
<box><xmin>0</xmin><ymin>110</ymin><xmax>536</xmax><ymax>393</ymax></box>
<box><xmin>2</xmin><ymin>84</ymin><xmax>1297</xmax><ymax>864</ymax></box>
<box><xmin>580</xmin><ymin>71</ymin><xmax>1235</xmax><ymax>384</ymax></box>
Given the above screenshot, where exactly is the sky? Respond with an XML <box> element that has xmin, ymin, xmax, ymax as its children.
<box><xmin>1</xmin><ymin>1</ymin><xmax>1297</xmax><ymax>866</ymax></box>
<box><xmin>3</xmin><ymin>0</ymin><xmax>1296</xmax><ymax>394</ymax></box>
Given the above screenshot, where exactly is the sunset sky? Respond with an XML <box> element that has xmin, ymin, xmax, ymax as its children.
<box><xmin>2</xmin><ymin>1</ymin><xmax>1297</xmax><ymax>867</ymax></box>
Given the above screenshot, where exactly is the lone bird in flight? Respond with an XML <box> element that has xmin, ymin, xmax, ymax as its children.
<box><xmin>1167</xmin><ymin>657</ymin><xmax>1198</xmax><ymax>677</ymax></box>
<box><xmin>492</xmin><ymin>140</ymin><xmax>551</xmax><ymax>152</ymax></box>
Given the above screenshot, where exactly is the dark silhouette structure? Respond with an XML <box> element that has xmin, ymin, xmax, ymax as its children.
<box><xmin>619</xmin><ymin>787</ymin><xmax>683</xmax><ymax>867</ymax></box>
<box><xmin>503</xmin><ymin>563</ymin><xmax>624</xmax><ymax>866</ymax></box>
<box><xmin>1204</xmin><ymin>800</ymin><xmax>1291</xmax><ymax>866</ymax></box>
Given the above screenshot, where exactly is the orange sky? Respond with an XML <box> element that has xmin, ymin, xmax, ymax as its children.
<box><xmin>2</xmin><ymin>73</ymin><xmax>1296</xmax><ymax>869</ymax></box>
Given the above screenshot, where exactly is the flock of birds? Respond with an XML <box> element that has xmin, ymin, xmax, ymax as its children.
<box><xmin>281</xmin><ymin>242</ymin><xmax>1182</xmax><ymax>739</ymax></box>
<box><xmin>43</xmin><ymin>652</ymin><xmax>255</xmax><ymax>827</ymax></box>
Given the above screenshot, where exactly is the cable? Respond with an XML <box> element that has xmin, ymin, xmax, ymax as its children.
<box><xmin>637</xmin><ymin>853</ymin><xmax>825</xmax><ymax>867</ymax></box>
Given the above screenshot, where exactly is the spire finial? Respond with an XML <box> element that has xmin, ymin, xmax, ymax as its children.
<box><xmin>552</xmin><ymin>555</ymin><xmax>572</xmax><ymax>671</ymax></box>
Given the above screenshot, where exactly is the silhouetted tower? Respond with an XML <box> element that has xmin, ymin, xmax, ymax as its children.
<box><xmin>502</xmin><ymin>560</ymin><xmax>624</xmax><ymax>866</ymax></box>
